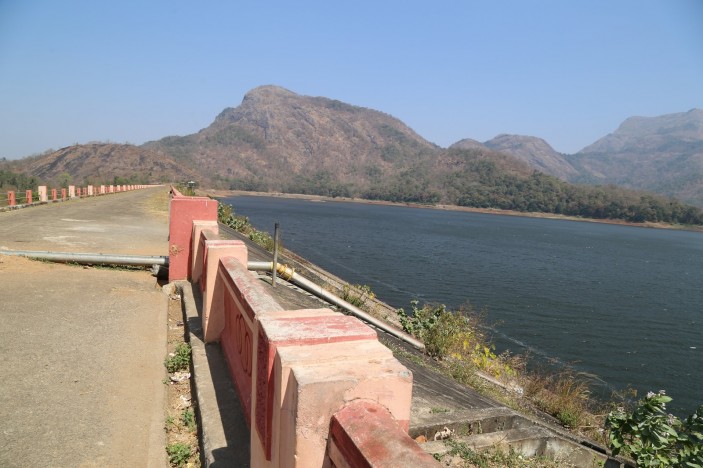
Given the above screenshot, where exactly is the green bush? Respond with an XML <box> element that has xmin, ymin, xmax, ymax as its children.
<box><xmin>396</xmin><ymin>301</ymin><xmax>516</xmax><ymax>380</ymax></box>
<box><xmin>606</xmin><ymin>390</ymin><xmax>703</xmax><ymax>466</ymax></box>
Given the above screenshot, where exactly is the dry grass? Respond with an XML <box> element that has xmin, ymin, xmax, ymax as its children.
<box><xmin>141</xmin><ymin>187</ymin><xmax>170</xmax><ymax>219</ymax></box>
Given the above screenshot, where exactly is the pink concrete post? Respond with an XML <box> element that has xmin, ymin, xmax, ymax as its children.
<box><xmin>7</xmin><ymin>191</ymin><xmax>16</xmax><ymax>206</ymax></box>
<box><xmin>254</xmin><ymin>313</ymin><xmax>380</xmax><ymax>462</ymax></box>
<box><xmin>61</xmin><ymin>188</ymin><xmax>67</xmax><ymax>200</ymax></box>
<box><xmin>51</xmin><ymin>188</ymin><xmax>57</xmax><ymax>201</ymax></box>
<box><xmin>270</xmin><ymin>341</ymin><xmax>413</xmax><ymax>466</ymax></box>
<box><xmin>38</xmin><ymin>186</ymin><xmax>47</xmax><ymax>202</ymax></box>
<box><xmin>200</xmin><ymin>240</ymin><xmax>248</xmax><ymax>342</ymax></box>
<box><xmin>83</xmin><ymin>188</ymin><xmax>87</xmax><ymax>196</ymax></box>
<box><xmin>168</xmin><ymin>195</ymin><xmax>218</xmax><ymax>281</ymax></box>
<box><xmin>68</xmin><ymin>185</ymin><xmax>76</xmax><ymax>198</ymax></box>
<box><xmin>269</xmin><ymin>339</ymin><xmax>390</xmax><ymax>466</ymax></box>
<box><xmin>327</xmin><ymin>401</ymin><xmax>439</xmax><ymax>467</ymax></box>
<box><xmin>191</xmin><ymin>221</ymin><xmax>220</xmax><ymax>282</ymax></box>
<box><xmin>25</xmin><ymin>190</ymin><xmax>32</xmax><ymax>204</ymax></box>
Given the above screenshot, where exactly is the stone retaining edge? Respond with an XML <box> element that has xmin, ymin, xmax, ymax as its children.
<box><xmin>175</xmin><ymin>280</ymin><xmax>250</xmax><ymax>467</ymax></box>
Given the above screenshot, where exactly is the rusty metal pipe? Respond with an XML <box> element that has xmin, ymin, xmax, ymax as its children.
<box><xmin>247</xmin><ymin>261</ymin><xmax>425</xmax><ymax>350</ymax></box>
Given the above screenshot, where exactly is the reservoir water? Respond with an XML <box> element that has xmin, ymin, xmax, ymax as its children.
<box><xmin>221</xmin><ymin>195</ymin><xmax>703</xmax><ymax>416</ymax></box>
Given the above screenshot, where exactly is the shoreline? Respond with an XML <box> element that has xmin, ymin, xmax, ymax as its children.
<box><xmin>204</xmin><ymin>189</ymin><xmax>703</xmax><ymax>233</ymax></box>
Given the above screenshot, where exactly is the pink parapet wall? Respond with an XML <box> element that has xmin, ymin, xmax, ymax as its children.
<box><xmin>169</xmin><ymin>187</ymin><xmax>430</xmax><ymax>467</ymax></box>
<box><xmin>168</xmin><ymin>190</ymin><xmax>218</xmax><ymax>282</ymax></box>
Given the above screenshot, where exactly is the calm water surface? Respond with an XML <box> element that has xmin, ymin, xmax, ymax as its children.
<box><xmin>222</xmin><ymin>195</ymin><xmax>703</xmax><ymax>415</ymax></box>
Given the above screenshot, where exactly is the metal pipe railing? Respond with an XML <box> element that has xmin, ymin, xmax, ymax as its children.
<box><xmin>248</xmin><ymin>261</ymin><xmax>425</xmax><ymax>351</ymax></box>
<box><xmin>0</xmin><ymin>250</ymin><xmax>168</xmax><ymax>266</ymax></box>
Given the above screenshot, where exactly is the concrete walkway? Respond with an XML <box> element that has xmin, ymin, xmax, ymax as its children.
<box><xmin>0</xmin><ymin>188</ymin><xmax>170</xmax><ymax>467</ymax></box>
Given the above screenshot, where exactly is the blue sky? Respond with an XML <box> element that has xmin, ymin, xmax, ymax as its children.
<box><xmin>1</xmin><ymin>1</ymin><xmax>702</xmax><ymax>159</ymax></box>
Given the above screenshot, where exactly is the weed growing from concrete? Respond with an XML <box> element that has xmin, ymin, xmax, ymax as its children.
<box><xmin>164</xmin><ymin>290</ymin><xmax>200</xmax><ymax>466</ymax></box>
<box><xmin>182</xmin><ymin>408</ymin><xmax>196</xmax><ymax>433</ymax></box>
<box><xmin>430</xmin><ymin>407</ymin><xmax>450</xmax><ymax>414</ymax></box>
<box><xmin>165</xmin><ymin>415</ymin><xmax>176</xmax><ymax>430</ymax></box>
<box><xmin>166</xmin><ymin>442</ymin><xmax>192</xmax><ymax>467</ymax></box>
<box><xmin>440</xmin><ymin>439</ymin><xmax>570</xmax><ymax>467</ymax></box>
<box><xmin>341</xmin><ymin>283</ymin><xmax>375</xmax><ymax>309</ymax></box>
<box><xmin>164</xmin><ymin>343</ymin><xmax>191</xmax><ymax>373</ymax></box>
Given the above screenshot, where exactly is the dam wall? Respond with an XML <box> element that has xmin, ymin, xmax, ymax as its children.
<box><xmin>168</xmin><ymin>186</ymin><xmax>438</xmax><ymax>467</ymax></box>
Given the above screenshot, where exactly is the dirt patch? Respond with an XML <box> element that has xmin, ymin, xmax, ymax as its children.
<box><xmin>164</xmin><ymin>291</ymin><xmax>201</xmax><ymax>467</ymax></box>
<box><xmin>0</xmin><ymin>253</ymin><xmax>50</xmax><ymax>272</ymax></box>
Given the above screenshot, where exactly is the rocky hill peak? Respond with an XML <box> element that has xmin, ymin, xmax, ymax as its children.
<box><xmin>579</xmin><ymin>108</ymin><xmax>703</xmax><ymax>154</ymax></box>
<box><xmin>482</xmin><ymin>134</ymin><xmax>577</xmax><ymax>179</ymax></box>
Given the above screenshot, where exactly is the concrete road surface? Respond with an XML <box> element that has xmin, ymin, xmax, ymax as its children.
<box><xmin>0</xmin><ymin>187</ymin><xmax>170</xmax><ymax>467</ymax></box>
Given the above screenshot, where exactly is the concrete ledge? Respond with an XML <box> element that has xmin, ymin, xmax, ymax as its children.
<box><xmin>177</xmin><ymin>280</ymin><xmax>250</xmax><ymax>467</ymax></box>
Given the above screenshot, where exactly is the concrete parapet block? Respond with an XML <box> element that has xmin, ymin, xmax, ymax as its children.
<box><xmin>51</xmin><ymin>188</ymin><xmax>57</xmax><ymax>201</ymax></box>
<box><xmin>201</xmin><ymin>240</ymin><xmax>247</xmax><ymax>342</ymax></box>
<box><xmin>7</xmin><ymin>191</ymin><xmax>16</xmax><ymax>206</ymax></box>
<box><xmin>218</xmin><ymin>257</ymin><xmax>284</xmax><ymax>426</ymax></box>
<box><xmin>254</xmin><ymin>312</ymin><xmax>379</xmax><ymax>461</ymax></box>
<box><xmin>38</xmin><ymin>186</ymin><xmax>47</xmax><ymax>202</ymax></box>
<box><xmin>269</xmin><ymin>339</ymin><xmax>394</xmax><ymax>467</ymax></box>
<box><xmin>328</xmin><ymin>401</ymin><xmax>439</xmax><ymax>467</ymax></box>
<box><xmin>68</xmin><ymin>185</ymin><xmax>76</xmax><ymax>198</ymax></box>
<box><xmin>168</xmin><ymin>196</ymin><xmax>218</xmax><ymax>281</ymax></box>
<box><xmin>87</xmin><ymin>185</ymin><xmax>94</xmax><ymax>196</ymax></box>
<box><xmin>25</xmin><ymin>190</ymin><xmax>33</xmax><ymax>204</ymax></box>
<box><xmin>276</xmin><ymin>354</ymin><xmax>413</xmax><ymax>467</ymax></box>
<box><xmin>61</xmin><ymin>188</ymin><xmax>67</xmax><ymax>200</ymax></box>
<box><xmin>191</xmin><ymin>221</ymin><xmax>220</xmax><ymax>282</ymax></box>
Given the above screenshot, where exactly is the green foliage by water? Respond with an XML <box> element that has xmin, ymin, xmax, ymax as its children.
<box><xmin>396</xmin><ymin>301</ymin><xmax>516</xmax><ymax>378</ymax></box>
<box><xmin>218</xmin><ymin>202</ymin><xmax>274</xmax><ymax>251</ymax></box>
<box><xmin>397</xmin><ymin>300</ymin><xmax>606</xmax><ymax>434</ymax></box>
<box><xmin>606</xmin><ymin>391</ymin><xmax>703</xmax><ymax>466</ymax></box>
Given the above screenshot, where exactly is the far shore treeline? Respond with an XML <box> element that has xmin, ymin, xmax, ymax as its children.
<box><xmin>2</xmin><ymin>160</ymin><xmax>702</xmax><ymax>226</ymax></box>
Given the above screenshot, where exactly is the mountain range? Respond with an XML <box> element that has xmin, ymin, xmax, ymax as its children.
<box><xmin>3</xmin><ymin>86</ymin><xmax>702</xmax><ymax>220</ymax></box>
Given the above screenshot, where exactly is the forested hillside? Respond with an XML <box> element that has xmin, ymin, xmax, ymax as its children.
<box><xmin>4</xmin><ymin>86</ymin><xmax>703</xmax><ymax>226</ymax></box>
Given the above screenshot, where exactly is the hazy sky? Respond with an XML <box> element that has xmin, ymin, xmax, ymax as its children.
<box><xmin>1</xmin><ymin>1</ymin><xmax>702</xmax><ymax>159</ymax></box>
